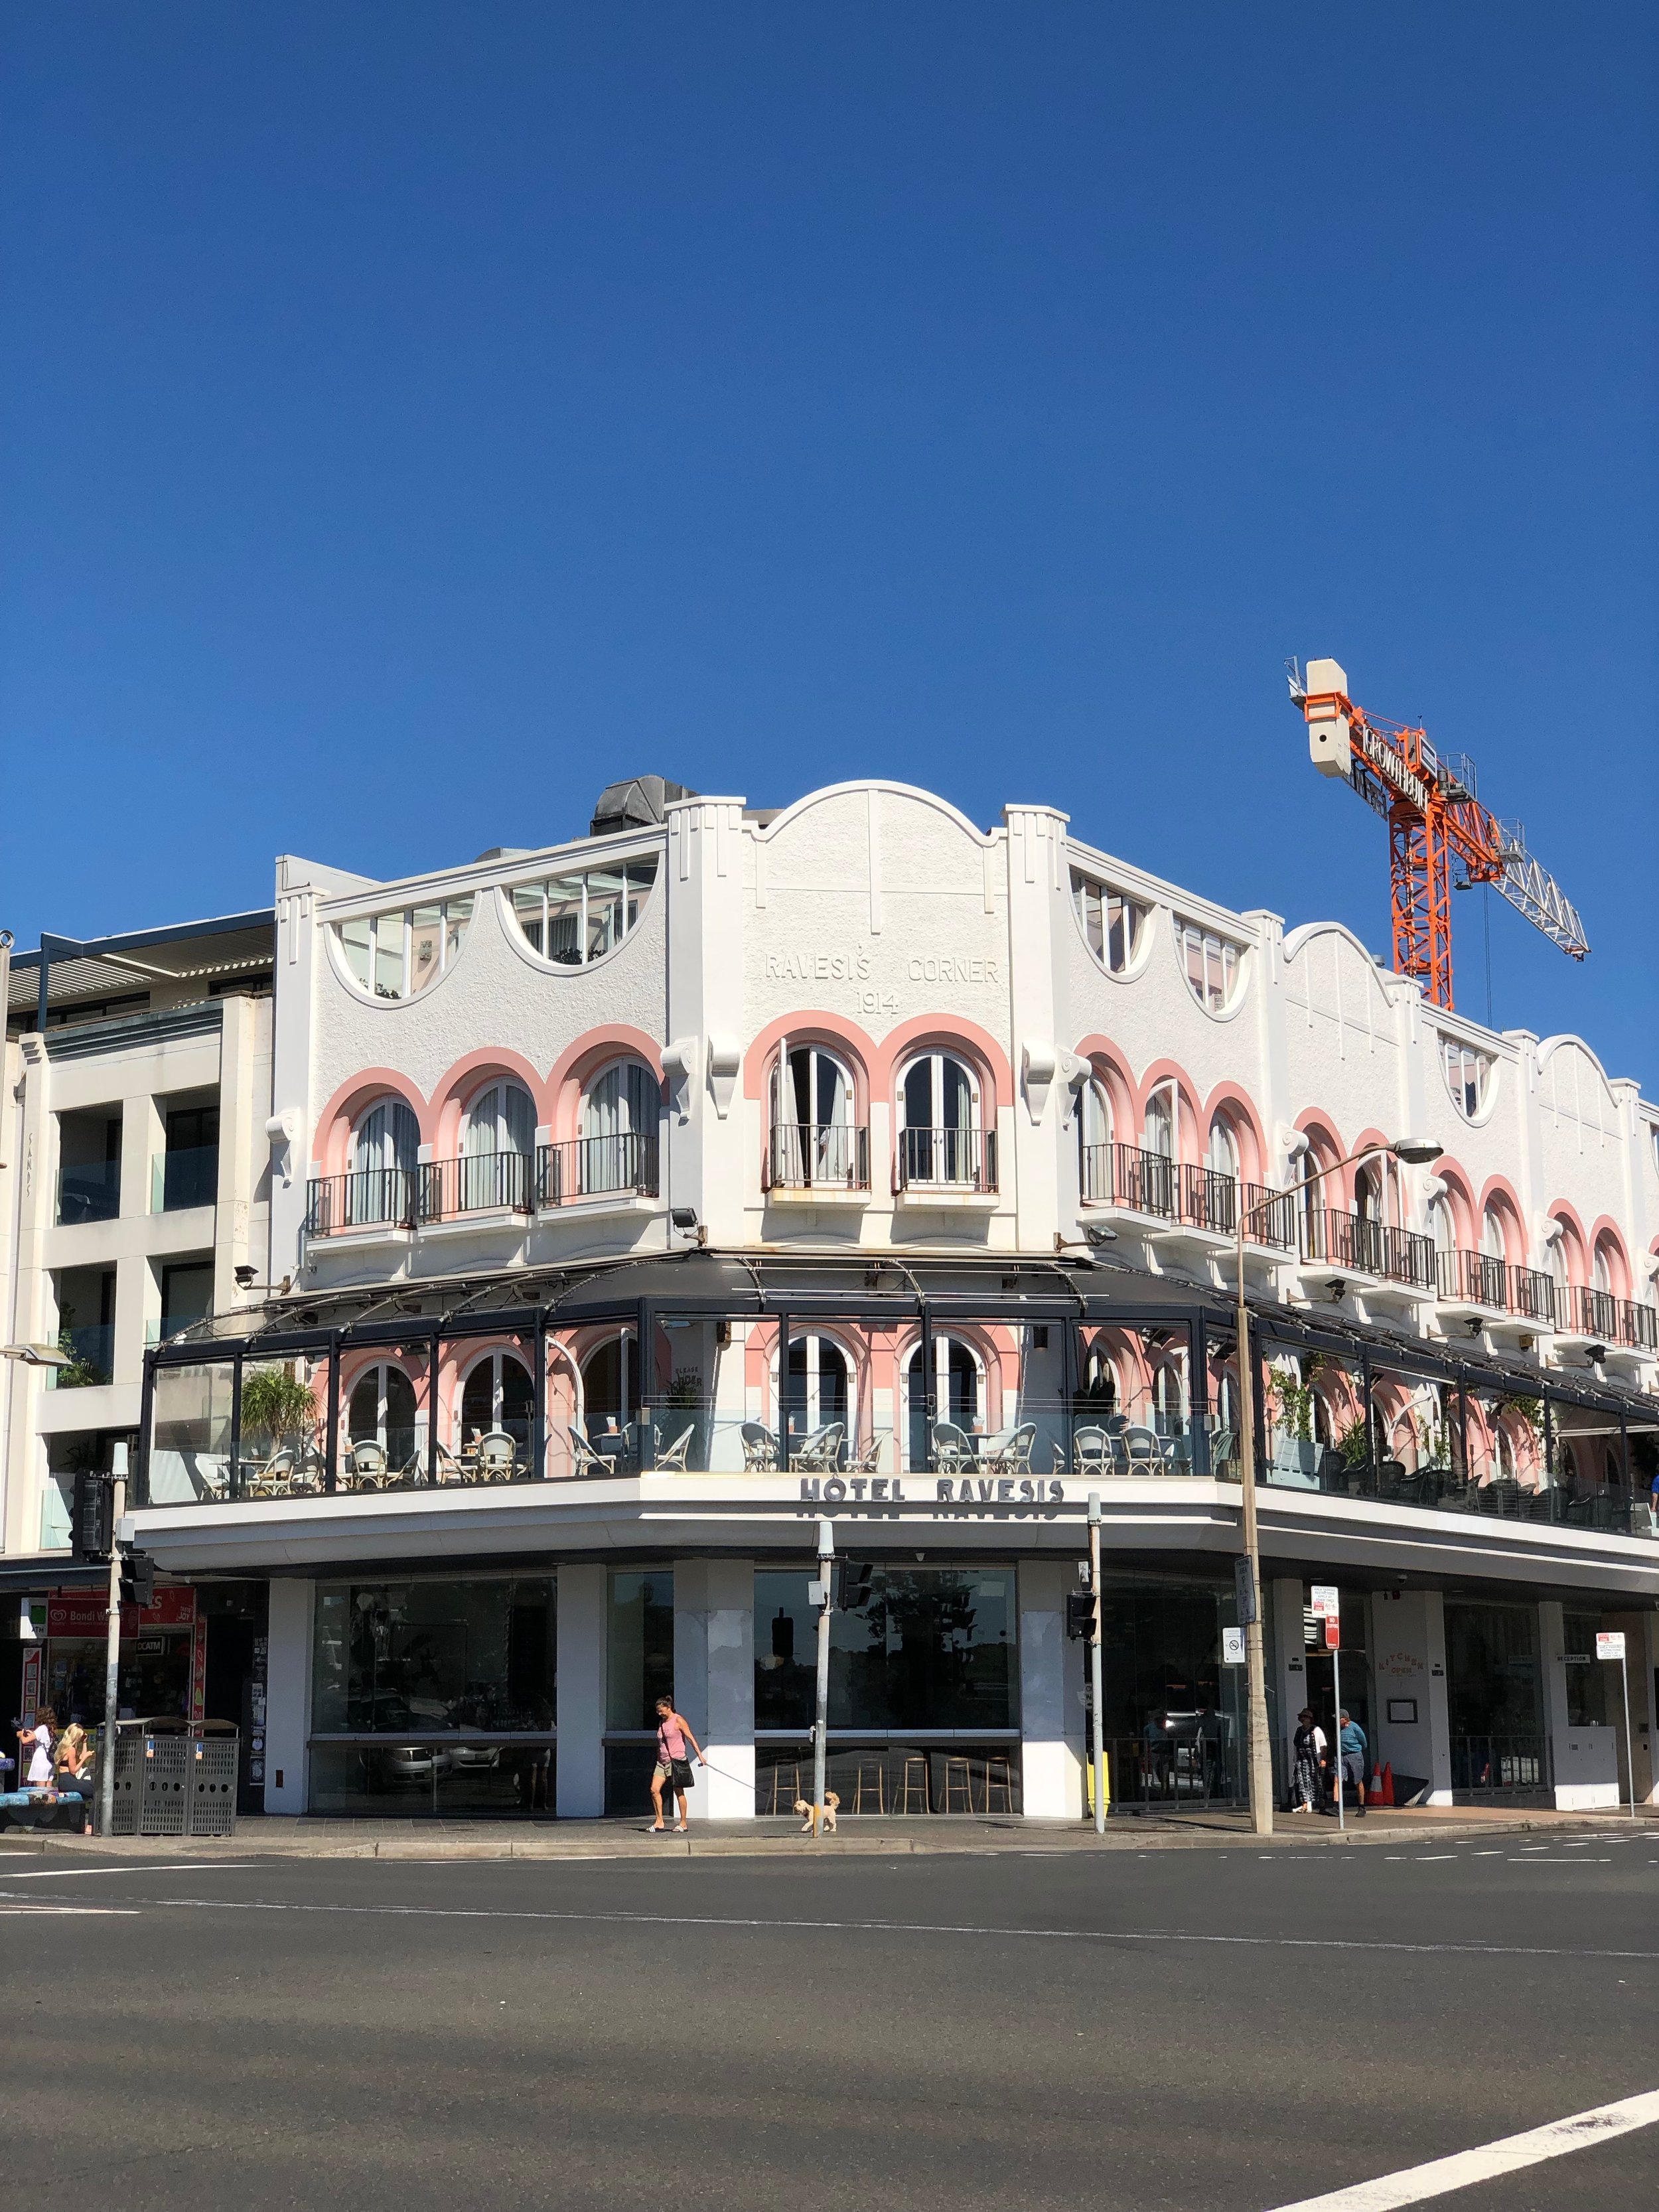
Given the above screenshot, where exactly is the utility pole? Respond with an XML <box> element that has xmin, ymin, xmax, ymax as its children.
<box><xmin>1088</xmin><ymin>1492</ymin><xmax>1106</xmax><ymax>1834</ymax></box>
<box><xmin>98</xmin><ymin>1441</ymin><xmax>127</xmax><ymax>1839</ymax></box>
<box><xmin>812</xmin><ymin>1518</ymin><xmax>833</xmax><ymax>1832</ymax></box>
<box><xmin>1234</xmin><ymin>1204</ymin><xmax>1273</xmax><ymax>1838</ymax></box>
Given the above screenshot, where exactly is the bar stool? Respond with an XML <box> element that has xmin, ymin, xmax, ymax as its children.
<box><xmin>852</xmin><ymin>1759</ymin><xmax>886</xmax><ymax>1815</ymax></box>
<box><xmin>942</xmin><ymin>1755</ymin><xmax>975</xmax><ymax>1813</ymax></box>
<box><xmin>766</xmin><ymin>1761</ymin><xmax>802</xmax><ymax>1816</ymax></box>
<box><xmin>896</xmin><ymin>1755</ymin><xmax>930</xmax><ymax>1814</ymax></box>
<box><xmin>983</xmin><ymin>1753</ymin><xmax>1015</xmax><ymax>1813</ymax></box>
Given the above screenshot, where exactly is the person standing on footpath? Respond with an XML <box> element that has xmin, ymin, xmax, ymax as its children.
<box><xmin>648</xmin><ymin>1696</ymin><xmax>705</xmax><ymax>1834</ymax></box>
<box><xmin>1336</xmin><ymin>1708</ymin><xmax>1368</xmax><ymax>1816</ymax></box>
<box><xmin>1289</xmin><ymin>1707</ymin><xmax>1326</xmax><ymax>1814</ymax></box>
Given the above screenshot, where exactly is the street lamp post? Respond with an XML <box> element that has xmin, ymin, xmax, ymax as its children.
<box><xmin>1232</xmin><ymin>1135</ymin><xmax>1442</xmax><ymax>1838</ymax></box>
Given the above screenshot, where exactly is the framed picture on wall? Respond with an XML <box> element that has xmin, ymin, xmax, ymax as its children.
<box><xmin>1386</xmin><ymin>1698</ymin><xmax>1418</xmax><ymax>1724</ymax></box>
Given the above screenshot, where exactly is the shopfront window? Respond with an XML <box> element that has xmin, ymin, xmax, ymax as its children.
<box><xmin>755</xmin><ymin>1566</ymin><xmax>1015</xmax><ymax>1732</ymax></box>
<box><xmin>311</xmin><ymin>1578</ymin><xmax>556</xmax><ymax>1736</ymax></box>
<box><xmin>607</xmin><ymin>1570</ymin><xmax>674</xmax><ymax>1730</ymax></box>
<box><xmin>146</xmin><ymin>1360</ymin><xmax>235</xmax><ymax>1503</ymax></box>
<box><xmin>1562</xmin><ymin>1611</ymin><xmax>1608</xmax><ymax>1728</ymax></box>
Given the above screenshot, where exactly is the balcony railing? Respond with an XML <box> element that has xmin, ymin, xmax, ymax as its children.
<box><xmin>1299</xmin><ymin>1209</ymin><xmax>1436</xmax><ymax>1290</ymax></box>
<box><xmin>896</xmin><ymin>1126</ymin><xmax>997</xmax><ymax>1193</ymax></box>
<box><xmin>419</xmin><ymin>1149</ymin><xmax>534</xmax><ymax>1222</ymax></box>
<box><xmin>1562</xmin><ymin>1286</ymin><xmax>1659</xmax><ymax>1351</ymax></box>
<box><xmin>1510</xmin><ymin>1267</ymin><xmax>1559</xmax><ymax>1329</ymax></box>
<box><xmin>1080</xmin><ymin>1146</ymin><xmax>1295</xmax><ymax>1250</ymax></box>
<box><xmin>1618</xmin><ymin>1298</ymin><xmax>1659</xmax><ymax>1351</ymax></box>
<box><xmin>1437</xmin><ymin>1247</ymin><xmax>1508</xmax><ymax>1312</ymax></box>
<box><xmin>766</xmin><ymin>1122</ymin><xmax>871</xmax><ymax>1192</ymax></box>
<box><xmin>305</xmin><ymin>1168</ymin><xmax>418</xmax><ymax>1236</ymax></box>
<box><xmin>56</xmin><ymin>1159</ymin><xmax>121</xmax><ymax>1226</ymax></box>
<box><xmin>151</xmin><ymin>1145</ymin><xmax>219</xmax><ymax>1213</ymax></box>
<box><xmin>537</xmin><ymin>1132</ymin><xmax>660</xmax><ymax>1206</ymax></box>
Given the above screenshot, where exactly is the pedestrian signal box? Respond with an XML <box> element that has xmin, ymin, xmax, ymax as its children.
<box><xmin>1065</xmin><ymin>1591</ymin><xmax>1095</xmax><ymax>1641</ymax></box>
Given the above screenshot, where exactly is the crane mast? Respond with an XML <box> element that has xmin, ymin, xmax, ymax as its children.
<box><xmin>1289</xmin><ymin>656</ymin><xmax>1588</xmax><ymax>1013</ymax></box>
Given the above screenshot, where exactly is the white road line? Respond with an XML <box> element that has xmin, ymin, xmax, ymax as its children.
<box><xmin>1507</xmin><ymin>1857</ymin><xmax>1611</xmax><ymax>1864</ymax></box>
<box><xmin>1265</xmin><ymin>2085</ymin><xmax>1659</xmax><ymax>2210</ymax></box>
<box><xmin>0</xmin><ymin>1905</ymin><xmax>139</xmax><ymax>1916</ymax></box>
<box><xmin>0</xmin><ymin>1863</ymin><xmax>252</xmax><ymax>1880</ymax></box>
<box><xmin>1413</xmin><ymin>1855</ymin><xmax>1457</xmax><ymax>1862</ymax></box>
<box><xmin>2</xmin><ymin>1893</ymin><xmax>1654</xmax><ymax>1962</ymax></box>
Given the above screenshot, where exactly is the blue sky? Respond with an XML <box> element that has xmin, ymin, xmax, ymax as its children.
<box><xmin>3</xmin><ymin>6</ymin><xmax>1654</xmax><ymax>1085</ymax></box>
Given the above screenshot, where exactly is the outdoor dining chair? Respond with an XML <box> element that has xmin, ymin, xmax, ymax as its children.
<box><xmin>652</xmin><ymin>1422</ymin><xmax>697</xmax><ymax>1474</ymax></box>
<box><xmin>1071</xmin><ymin>1426</ymin><xmax>1110</xmax><ymax>1475</ymax></box>
<box><xmin>1122</xmin><ymin>1425</ymin><xmax>1165</xmax><ymax>1469</ymax></box>
<box><xmin>794</xmin><ymin>1421</ymin><xmax>845</xmax><ymax>1472</ymax></box>
<box><xmin>845</xmin><ymin>1432</ymin><xmax>884</xmax><ymax>1473</ymax></box>
<box><xmin>246</xmin><ymin>1448</ymin><xmax>295</xmax><ymax>1499</ymax></box>
<box><xmin>740</xmin><ymin>1422</ymin><xmax>778</xmax><ymax>1470</ymax></box>
<box><xmin>474</xmin><ymin>1430</ymin><xmax>518</xmax><ymax>1483</ymax></box>
<box><xmin>928</xmin><ymin>1420</ymin><xmax>976</xmax><ymax>1473</ymax></box>
<box><xmin>567</xmin><ymin>1424</ymin><xmax>619</xmax><ymax>1479</ymax></box>
<box><xmin>348</xmin><ymin>1438</ymin><xmax>388</xmax><ymax>1487</ymax></box>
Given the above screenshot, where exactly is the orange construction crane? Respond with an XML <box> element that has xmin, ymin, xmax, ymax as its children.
<box><xmin>1287</xmin><ymin>655</ymin><xmax>1588</xmax><ymax>1013</ymax></box>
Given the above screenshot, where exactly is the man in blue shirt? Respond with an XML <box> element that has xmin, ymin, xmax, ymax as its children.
<box><xmin>1338</xmin><ymin>1710</ymin><xmax>1368</xmax><ymax>1816</ymax></box>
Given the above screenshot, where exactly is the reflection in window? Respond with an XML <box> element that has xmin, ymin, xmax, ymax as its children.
<box><xmin>1070</xmin><ymin>870</ymin><xmax>1147</xmax><ymax>974</ymax></box>
<box><xmin>1177</xmin><ymin>922</ymin><xmax>1242</xmax><ymax>1013</ymax></box>
<box><xmin>1441</xmin><ymin>1037</ymin><xmax>1494</xmax><ymax>1118</ymax></box>
<box><xmin>459</xmin><ymin>1352</ymin><xmax>534</xmax><ymax>1457</ymax></box>
<box><xmin>337</xmin><ymin>897</ymin><xmax>473</xmax><ymax>1000</ymax></box>
<box><xmin>310</xmin><ymin>1578</ymin><xmax>555</xmax><ymax>1734</ymax></box>
<box><xmin>511</xmin><ymin>857</ymin><xmax>658</xmax><ymax>967</ymax></box>
<box><xmin>607</xmin><ymin>1570</ymin><xmax>674</xmax><ymax>1730</ymax></box>
<box><xmin>755</xmin><ymin>1566</ymin><xmax>1015</xmax><ymax>1732</ymax></box>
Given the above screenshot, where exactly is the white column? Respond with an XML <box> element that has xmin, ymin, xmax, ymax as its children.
<box><xmin>1269</xmin><ymin>1576</ymin><xmax>1307</xmax><ymax>1798</ymax></box>
<box><xmin>672</xmin><ymin>1557</ymin><xmax>755</xmax><ymax>1819</ymax></box>
<box><xmin>1019</xmin><ymin>1559</ymin><xmax>1083</xmax><ymax>1818</ymax></box>
<box><xmin>264</xmin><ymin>1579</ymin><xmax>313</xmax><ymax>1815</ymax></box>
<box><xmin>1540</xmin><ymin>1598</ymin><xmax>1619</xmax><ymax>1810</ymax></box>
<box><xmin>555</xmin><ymin>1564</ymin><xmax>607</xmax><ymax>1818</ymax></box>
<box><xmin>1370</xmin><ymin>1589</ymin><xmax>1452</xmax><ymax>1805</ymax></box>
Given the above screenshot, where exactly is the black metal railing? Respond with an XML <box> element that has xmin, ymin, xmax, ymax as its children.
<box><xmin>1437</xmin><ymin>1247</ymin><xmax>1508</xmax><ymax>1312</ymax></box>
<box><xmin>896</xmin><ymin>1126</ymin><xmax>997</xmax><ymax>1193</ymax></box>
<box><xmin>419</xmin><ymin>1149</ymin><xmax>534</xmax><ymax>1222</ymax></box>
<box><xmin>1080</xmin><ymin>1148</ymin><xmax>1297</xmax><ymax>1249</ymax></box>
<box><xmin>766</xmin><ymin>1122</ymin><xmax>871</xmax><ymax>1191</ymax></box>
<box><xmin>1511</xmin><ymin>1267</ymin><xmax>1559</xmax><ymax>1328</ymax></box>
<box><xmin>56</xmin><ymin>1159</ymin><xmax>122</xmax><ymax>1226</ymax></box>
<box><xmin>1566</xmin><ymin>1285</ymin><xmax>1619</xmax><ymax>1342</ymax></box>
<box><xmin>537</xmin><ymin>1131</ymin><xmax>660</xmax><ymax>1206</ymax></box>
<box><xmin>1300</xmin><ymin>1209</ymin><xmax>1435</xmax><ymax>1290</ymax></box>
<box><xmin>1619</xmin><ymin>1297</ymin><xmax>1658</xmax><ymax>1351</ymax></box>
<box><xmin>304</xmin><ymin>1168</ymin><xmax>418</xmax><ymax>1236</ymax></box>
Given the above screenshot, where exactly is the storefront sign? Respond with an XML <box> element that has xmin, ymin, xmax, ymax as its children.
<box><xmin>47</xmin><ymin>1586</ymin><xmax>194</xmax><ymax>1639</ymax></box>
<box><xmin>798</xmin><ymin>1475</ymin><xmax>1066</xmax><ymax>1509</ymax></box>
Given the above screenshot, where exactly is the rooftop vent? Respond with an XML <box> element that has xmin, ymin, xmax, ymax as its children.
<box><xmin>589</xmin><ymin>775</ymin><xmax>697</xmax><ymax>838</ymax></box>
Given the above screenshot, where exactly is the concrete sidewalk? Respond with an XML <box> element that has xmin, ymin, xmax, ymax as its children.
<box><xmin>2</xmin><ymin>1799</ymin><xmax>1652</xmax><ymax>1861</ymax></box>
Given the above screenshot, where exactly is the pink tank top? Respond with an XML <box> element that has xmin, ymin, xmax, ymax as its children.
<box><xmin>657</xmin><ymin>1717</ymin><xmax>687</xmax><ymax>1761</ymax></box>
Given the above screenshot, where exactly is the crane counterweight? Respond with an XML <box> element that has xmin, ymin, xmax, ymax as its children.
<box><xmin>1289</xmin><ymin>655</ymin><xmax>1587</xmax><ymax>1011</ymax></box>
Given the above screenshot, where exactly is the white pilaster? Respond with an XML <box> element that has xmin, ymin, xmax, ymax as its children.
<box><xmin>1370</xmin><ymin>1589</ymin><xmax>1451</xmax><ymax>1805</ymax></box>
<box><xmin>672</xmin><ymin>1556</ymin><xmax>755</xmax><ymax>1819</ymax></box>
<box><xmin>1540</xmin><ymin>1599</ymin><xmax>1619</xmax><ymax>1810</ymax></box>
<box><xmin>555</xmin><ymin>1563</ymin><xmax>607</xmax><ymax>1818</ymax></box>
<box><xmin>264</xmin><ymin>1578</ymin><xmax>313</xmax><ymax>1814</ymax></box>
<box><xmin>1019</xmin><ymin>1558</ymin><xmax>1083</xmax><ymax>1818</ymax></box>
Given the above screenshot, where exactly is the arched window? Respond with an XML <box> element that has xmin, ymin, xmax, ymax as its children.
<box><xmin>350</xmin><ymin>1098</ymin><xmax>419</xmax><ymax>1224</ymax></box>
<box><xmin>581</xmin><ymin>1331</ymin><xmax>640</xmax><ymax>1439</ymax></box>
<box><xmin>1480</xmin><ymin>1207</ymin><xmax>1506</xmax><ymax>1262</ymax></box>
<box><xmin>770</xmin><ymin>1043</ymin><xmax>857</xmax><ymax>1188</ymax></box>
<box><xmin>899</xmin><ymin>1050</ymin><xmax>983</xmax><ymax>1188</ymax></box>
<box><xmin>1428</xmin><ymin>1196</ymin><xmax>1456</xmax><ymax>1257</ymax></box>
<box><xmin>461</xmin><ymin>1081</ymin><xmax>536</xmax><ymax>1210</ymax></box>
<box><xmin>1353</xmin><ymin>1162</ymin><xmax>1380</xmax><ymax>1222</ymax></box>
<box><xmin>782</xmin><ymin>1333</ymin><xmax>851</xmax><ymax>1443</ymax></box>
<box><xmin>348</xmin><ymin>1363</ymin><xmax>417</xmax><ymax>1471</ymax></box>
<box><xmin>581</xmin><ymin>1061</ymin><xmax>661</xmax><ymax>1195</ymax></box>
<box><xmin>1078</xmin><ymin>1078</ymin><xmax>1113</xmax><ymax>1202</ymax></box>
<box><xmin>459</xmin><ymin>1350</ymin><xmax>534</xmax><ymax>1456</ymax></box>
<box><xmin>903</xmin><ymin>1335</ymin><xmax>983</xmax><ymax>1469</ymax></box>
<box><xmin>1206</xmin><ymin>1114</ymin><xmax>1238</xmax><ymax>1182</ymax></box>
<box><xmin>1143</xmin><ymin>1084</ymin><xmax>1175</xmax><ymax>1161</ymax></box>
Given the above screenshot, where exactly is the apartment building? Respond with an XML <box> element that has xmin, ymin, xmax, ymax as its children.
<box><xmin>10</xmin><ymin>777</ymin><xmax>1659</xmax><ymax>1824</ymax></box>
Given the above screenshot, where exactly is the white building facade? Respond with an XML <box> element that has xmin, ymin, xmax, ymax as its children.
<box><xmin>13</xmin><ymin>777</ymin><xmax>1659</xmax><ymax>1820</ymax></box>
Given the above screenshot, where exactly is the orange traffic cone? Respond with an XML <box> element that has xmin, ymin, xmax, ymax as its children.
<box><xmin>1373</xmin><ymin>1763</ymin><xmax>1394</xmax><ymax>1807</ymax></box>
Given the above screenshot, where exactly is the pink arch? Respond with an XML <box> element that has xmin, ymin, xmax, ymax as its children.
<box><xmin>547</xmin><ymin>1025</ymin><xmax>666</xmax><ymax>1143</ymax></box>
<box><xmin>742</xmin><ymin>1011</ymin><xmax>878</xmax><ymax>1116</ymax></box>
<box><xmin>1587</xmin><ymin>1217</ymin><xmax>1632</xmax><ymax>1299</ymax></box>
<box><xmin>1200</xmin><ymin>1082</ymin><xmax>1268</xmax><ymax>1184</ymax></box>
<box><xmin>1135</xmin><ymin>1058</ymin><xmax>1203</xmax><ymax>1161</ymax></box>
<box><xmin>1546</xmin><ymin>1202</ymin><xmax>1589</xmax><ymax>1284</ymax></box>
<box><xmin>313</xmin><ymin>1067</ymin><xmax>432</xmax><ymax>1177</ymax></box>
<box><xmin>1432</xmin><ymin>1159</ymin><xmax>1479</xmax><ymax>1249</ymax></box>
<box><xmin>1476</xmin><ymin>1175</ymin><xmax>1528</xmax><ymax>1266</ymax></box>
<box><xmin>871</xmin><ymin>1013</ymin><xmax>1013</xmax><ymax>1114</ymax></box>
<box><xmin>431</xmin><ymin>1047</ymin><xmax>551</xmax><ymax>1156</ymax></box>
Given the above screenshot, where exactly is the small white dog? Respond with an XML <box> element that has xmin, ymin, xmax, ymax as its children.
<box><xmin>794</xmin><ymin>1791</ymin><xmax>839</xmax><ymax>1836</ymax></box>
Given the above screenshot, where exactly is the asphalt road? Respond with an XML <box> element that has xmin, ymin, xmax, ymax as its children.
<box><xmin>0</xmin><ymin>1831</ymin><xmax>1655</xmax><ymax>2212</ymax></box>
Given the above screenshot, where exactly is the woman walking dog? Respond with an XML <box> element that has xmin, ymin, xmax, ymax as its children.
<box><xmin>648</xmin><ymin>1696</ymin><xmax>705</xmax><ymax>1833</ymax></box>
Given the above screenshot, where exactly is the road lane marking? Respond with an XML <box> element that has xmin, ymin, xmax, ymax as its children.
<box><xmin>3</xmin><ymin>1893</ymin><xmax>1654</xmax><ymax>1961</ymax></box>
<box><xmin>1413</xmin><ymin>1856</ymin><xmax>1457</xmax><ymax>1862</ymax></box>
<box><xmin>0</xmin><ymin>1863</ymin><xmax>253</xmax><ymax>1880</ymax></box>
<box><xmin>1506</xmin><ymin>1857</ymin><xmax>1611</xmax><ymax>1864</ymax></box>
<box><xmin>0</xmin><ymin>1905</ymin><xmax>139</xmax><ymax>1915</ymax></box>
<box><xmin>1264</xmin><ymin>2085</ymin><xmax>1659</xmax><ymax>2210</ymax></box>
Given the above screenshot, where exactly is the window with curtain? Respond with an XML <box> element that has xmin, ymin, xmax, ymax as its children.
<box><xmin>900</xmin><ymin>1051</ymin><xmax>981</xmax><ymax>1185</ymax></box>
<box><xmin>461</xmin><ymin>1082</ymin><xmax>536</xmax><ymax>1209</ymax></box>
<box><xmin>581</xmin><ymin>1061</ymin><xmax>661</xmax><ymax>1193</ymax></box>
<box><xmin>770</xmin><ymin>1044</ymin><xmax>855</xmax><ymax>1185</ymax></box>
<box><xmin>1143</xmin><ymin>1086</ymin><xmax>1175</xmax><ymax>1160</ymax></box>
<box><xmin>1070</xmin><ymin>869</ymin><xmax>1147</xmax><ymax>974</ymax></box>
<box><xmin>350</xmin><ymin>1099</ymin><xmax>419</xmax><ymax>1221</ymax></box>
<box><xmin>1206</xmin><ymin>1115</ymin><xmax>1238</xmax><ymax>1181</ymax></box>
<box><xmin>1078</xmin><ymin>1078</ymin><xmax>1113</xmax><ymax>1201</ymax></box>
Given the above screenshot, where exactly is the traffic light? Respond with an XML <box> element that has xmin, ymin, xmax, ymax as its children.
<box><xmin>833</xmin><ymin>1560</ymin><xmax>873</xmax><ymax>1612</ymax></box>
<box><xmin>119</xmin><ymin>1552</ymin><xmax>157</xmax><ymax>1609</ymax></box>
<box><xmin>72</xmin><ymin>1471</ymin><xmax>113</xmax><ymax>1562</ymax></box>
<box><xmin>1065</xmin><ymin>1591</ymin><xmax>1096</xmax><ymax>1641</ymax></box>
